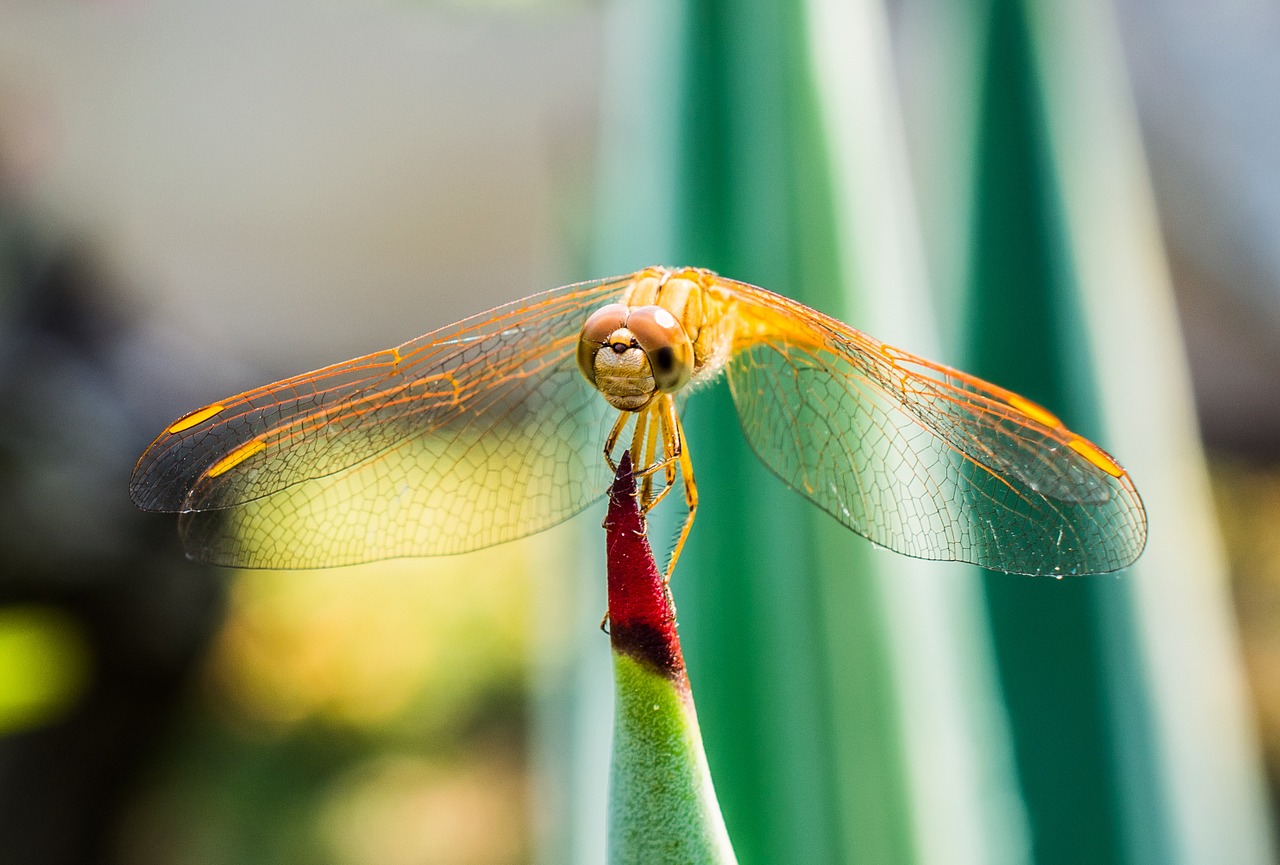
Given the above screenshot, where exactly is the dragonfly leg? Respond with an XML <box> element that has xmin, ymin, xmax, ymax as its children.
<box><xmin>663</xmin><ymin>411</ymin><xmax>698</xmax><ymax>584</ymax></box>
<box><xmin>639</xmin><ymin>404</ymin><xmax>660</xmax><ymax>506</ymax></box>
<box><xmin>640</xmin><ymin>396</ymin><xmax>680</xmax><ymax>512</ymax></box>
<box><xmin>640</xmin><ymin>447</ymin><xmax>678</xmax><ymax>512</ymax></box>
<box><xmin>602</xmin><ymin>411</ymin><xmax>631</xmax><ymax>471</ymax></box>
<box><xmin>634</xmin><ymin>396</ymin><xmax>681</xmax><ymax>481</ymax></box>
<box><xmin>629</xmin><ymin>404</ymin><xmax>654</xmax><ymax>489</ymax></box>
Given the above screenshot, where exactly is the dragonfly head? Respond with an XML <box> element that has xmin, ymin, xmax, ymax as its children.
<box><xmin>577</xmin><ymin>302</ymin><xmax>694</xmax><ymax>411</ymax></box>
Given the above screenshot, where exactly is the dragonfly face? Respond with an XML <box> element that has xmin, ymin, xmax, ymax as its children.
<box><xmin>576</xmin><ymin>302</ymin><xmax>695</xmax><ymax>411</ymax></box>
<box><xmin>130</xmin><ymin>266</ymin><xmax>1147</xmax><ymax>577</ymax></box>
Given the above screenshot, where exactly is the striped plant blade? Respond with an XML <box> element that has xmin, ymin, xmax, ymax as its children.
<box><xmin>965</xmin><ymin>2</ymin><xmax>1143</xmax><ymax>859</ymax></box>
<box><xmin>667</xmin><ymin>0</ymin><xmax>1029</xmax><ymax>861</ymax></box>
<box><xmin>665</xmin><ymin>1</ymin><xmax>915</xmax><ymax>860</ymax></box>
<box><xmin>577</xmin><ymin>0</ymin><xmax>1023</xmax><ymax>863</ymax></box>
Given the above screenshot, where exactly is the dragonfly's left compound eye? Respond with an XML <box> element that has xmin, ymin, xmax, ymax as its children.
<box><xmin>577</xmin><ymin>303</ymin><xmax>630</xmax><ymax>385</ymax></box>
<box><xmin>627</xmin><ymin>305</ymin><xmax>693</xmax><ymax>393</ymax></box>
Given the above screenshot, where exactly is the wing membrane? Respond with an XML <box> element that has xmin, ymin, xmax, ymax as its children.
<box><xmin>131</xmin><ymin>276</ymin><xmax>630</xmax><ymax>567</ymax></box>
<box><xmin>719</xmin><ymin>279</ymin><xmax>1147</xmax><ymax>575</ymax></box>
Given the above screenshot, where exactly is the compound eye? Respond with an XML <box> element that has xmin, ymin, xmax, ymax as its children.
<box><xmin>577</xmin><ymin>303</ymin><xmax>630</xmax><ymax>384</ymax></box>
<box><xmin>627</xmin><ymin>305</ymin><xmax>693</xmax><ymax>393</ymax></box>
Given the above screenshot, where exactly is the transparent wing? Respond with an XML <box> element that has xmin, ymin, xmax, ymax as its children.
<box><xmin>718</xmin><ymin>279</ymin><xmax>1147</xmax><ymax>575</ymax></box>
<box><xmin>130</xmin><ymin>276</ymin><xmax>631</xmax><ymax>568</ymax></box>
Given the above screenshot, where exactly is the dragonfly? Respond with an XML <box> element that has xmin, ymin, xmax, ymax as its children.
<box><xmin>130</xmin><ymin>266</ymin><xmax>1147</xmax><ymax>577</ymax></box>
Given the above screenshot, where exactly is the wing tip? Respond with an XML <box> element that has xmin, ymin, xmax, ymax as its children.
<box><xmin>128</xmin><ymin>438</ymin><xmax>192</xmax><ymax>513</ymax></box>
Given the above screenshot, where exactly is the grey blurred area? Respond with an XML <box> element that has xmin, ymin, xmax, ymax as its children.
<box><xmin>0</xmin><ymin>0</ymin><xmax>601</xmax><ymax>381</ymax></box>
<box><xmin>1112</xmin><ymin>0</ymin><xmax>1280</xmax><ymax>457</ymax></box>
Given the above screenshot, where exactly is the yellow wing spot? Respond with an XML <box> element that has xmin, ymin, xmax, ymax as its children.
<box><xmin>167</xmin><ymin>403</ymin><xmax>225</xmax><ymax>434</ymax></box>
<box><xmin>1067</xmin><ymin>436</ymin><xmax>1123</xmax><ymax>478</ymax></box>
<box><xmin>206</xmin><ymin>439</ymin><xmax>267</xmax><ymax>478</ymax></box>
<box><xmin>1007</xmin><ymin>394</ymin><xmax>1061</xmax><ymax>429</ymax></box>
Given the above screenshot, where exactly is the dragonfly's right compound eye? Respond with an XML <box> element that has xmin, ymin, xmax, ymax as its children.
<box><xmin>627</xmin><ymin>305</ymin><xmax>693</xmax><ymax>393</ymax></box>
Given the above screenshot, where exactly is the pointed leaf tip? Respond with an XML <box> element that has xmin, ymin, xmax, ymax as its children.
<box><xmin>609</xmin><ymin>449</ymin><xmax>636</xmax><ymax>501</ymax></box>
<box><xmin>605</xmin><ymin>450</ymin><xmax>684</xmax><ymax>680</ymax></box>
<box><xmin>605</xmin><ymin>452</ymin><xmax>737</xmax><ymax>865</ymax></box>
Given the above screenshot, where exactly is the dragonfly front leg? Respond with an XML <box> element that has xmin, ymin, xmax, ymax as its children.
<box><xmin>602</xmin><ymin>411</ymin><xmax>632</xmax><ymax>471</ymax></box>
<box><xmin>639</xmin><ymin>404</ymin><xmax>661</xmax><ymax>506</ymax></box>
<box><xmin>603</xmin><ymin>403</ymin><xmax>670</xmax><ymax>479</ymax></box>
<box><xmin>629</xmin><ymin>403</ymin><xmax>654</xmax><ymax>480</ymax></box>
<box><xmin>632</xmin><ymin>397</ymin><xmax>680</xmax><ymax>481</ymax></box>
<box><xmin>638</xmin><ymin>395</ymin><xmax>680</xmax><ymax>513</ymax></box>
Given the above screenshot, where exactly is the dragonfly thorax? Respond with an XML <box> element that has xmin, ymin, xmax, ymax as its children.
<box><xmin>577</xmin><ymin>302</ymin><xmax>694</xmax><ymax>412</ymax></box>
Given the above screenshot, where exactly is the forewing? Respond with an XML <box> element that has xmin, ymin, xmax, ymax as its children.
<box><xmin>131</xmin><ymin>276</ymin><xmax>630</xmax><ymax>567</ymax></box>
<box><xmin>719</xmin><ymin>281</ymin><xmax>1147</xmax><ymax>575</ymax></box>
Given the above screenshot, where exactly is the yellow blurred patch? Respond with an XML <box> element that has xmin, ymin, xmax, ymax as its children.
<box><xmin>205</xmin><ymin>531</ymin><xmax>567</xmax><ymax>732</ymax></box>
<box><xmin>319</xmin><ymin>751</ymin><xmax>527</xmax><ymax>865</ymax></box>
<box><xmin>0</xmin><ymin>605</ymin><xmax>90</xmax><ymax>734</ymax></box>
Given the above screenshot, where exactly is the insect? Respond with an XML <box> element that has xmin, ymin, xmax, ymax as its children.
<box><xmin>130</xmin><ymin>266</ymin><xmax>1147</xmax><ymax>577</ymax></box>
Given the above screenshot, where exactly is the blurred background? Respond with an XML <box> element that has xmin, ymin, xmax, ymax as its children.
<box><xmin>0</xmin><ymin>0</ymin><xmax>1277</xmax><ymax>863</ymax></box>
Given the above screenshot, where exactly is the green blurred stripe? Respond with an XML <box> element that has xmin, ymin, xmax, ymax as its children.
<box><xmin>671</xmin><ymin>0</ymin><xmax>914</xmax><ymax>863</ymax></box>
<box><xmin>964</xmin><ymin>1</ymin><xmax>1169</xmax><ymax>862</ymax></box>
<box><xmin>1024</xmin><ymin>1</ymin><xmax>1276</xmax><ymax>861</ymax></box>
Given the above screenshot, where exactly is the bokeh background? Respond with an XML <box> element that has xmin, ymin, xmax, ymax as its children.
<box><xmin>0</xmin><ymin>0</ymin><xmax>1278</xmax><ymax>863</ymax></box>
